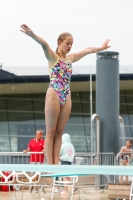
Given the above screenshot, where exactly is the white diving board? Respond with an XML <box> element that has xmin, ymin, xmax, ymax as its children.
<box><xmin>0</xmin><ymin>164</ymin><xmax>133</xmax><ymax>176</ymax></box>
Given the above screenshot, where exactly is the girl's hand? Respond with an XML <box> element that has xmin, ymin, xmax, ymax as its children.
<box><xmin>20</xmin><ymin>24</ymin><xmax>33</xmax><ymax>37</ymax></box>
<box><xmin>102</xmin><ymin>39</ymin><xmax>111</xmax><ymax>50</ymax></box>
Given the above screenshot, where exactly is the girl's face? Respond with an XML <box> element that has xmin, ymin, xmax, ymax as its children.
<box><xmin>60</xmin><ymin>36</ymin><xmax>73</xmax><ymax>54</ymax></box>
<box><xmin>126</xmin><ymin>140</ymin><xmax>131</xmax><ymax>148</ymax></box>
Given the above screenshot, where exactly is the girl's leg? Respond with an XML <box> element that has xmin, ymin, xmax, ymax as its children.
<box><xmin>125</xmin><ymin>162</ymin><xmax>129</xmax><ymax>183</ymax></box>
<box><xmin>53</xmin><ymin>95</ymin><xmax>72</xmax><ymax>164</ymax></box>
<box><xmin>125</xmin><ymin>176</ymin><xmax>129</xmax><ymax>183</ymax></box>
<box><xmin>119</xmin><ymin>160</ymin><xmax>124</xmax><ymax>183</ymax></box>
<box><xmin>44</xmin><ymin>88</ymin><xmax>60</xmax><ymax>164</ymax></box>
<box><xmin>120</xmin><ymin>176</ymin><xmax>123</xmax><ymax>183</ymax></box>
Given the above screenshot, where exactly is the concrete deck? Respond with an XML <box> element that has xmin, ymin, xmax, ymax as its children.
<box><xmin>0</xmin><ymin>187</ymin><xmax>109</xmax><ymax>200</ymax></box>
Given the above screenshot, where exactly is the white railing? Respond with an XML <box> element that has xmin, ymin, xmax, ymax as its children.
<box><xmin>73</xmin><ymin>152</ymin><xmax>115</xmax><ymax>188</ymax></box>
<box><xmin>0</xmin><ymin>152</ymin><xmax>45</xmax><ymax>164</ymax></box>
<box><xmin>0</xmin><ymin>152</ymin><xmax>116</xmax><ymax>189</ymax></box>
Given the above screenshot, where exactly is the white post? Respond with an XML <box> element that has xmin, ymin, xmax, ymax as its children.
<box><xmin>90</xmin><ymin>65</ymin><xmax>93</xmax><ymax>156</ymax></box>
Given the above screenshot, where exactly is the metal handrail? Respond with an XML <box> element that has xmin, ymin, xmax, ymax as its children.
<box><xmin>0</xmin><ymin>152</ymin><xmax>44</xmax><ymax>155</ymax></box>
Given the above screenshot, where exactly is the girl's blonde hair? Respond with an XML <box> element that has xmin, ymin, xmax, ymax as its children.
<box><xmin>55</xmin><ymin>32</ymin><xmax>73</xmax><ymax>55</ymax></box>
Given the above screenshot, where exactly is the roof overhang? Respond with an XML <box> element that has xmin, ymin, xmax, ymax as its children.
<box><xmin>0</xmin><ymin>76</ymin><xmax>132</xmax><ymax>94</ymax></box>
<box><xmin>0</xmin><ymin>69</ymin><xmax>133</xmax><ymax>94</ymax></box>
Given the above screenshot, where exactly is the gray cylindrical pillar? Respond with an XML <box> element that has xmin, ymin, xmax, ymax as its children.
<box><xmin>96</xmin><ymin>51</ymin><xmax>119</xmax><ymax>154</ymax></box>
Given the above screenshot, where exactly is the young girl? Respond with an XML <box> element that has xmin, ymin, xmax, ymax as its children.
<box><xmin>20</xmin><ymin>24</ymin><xmax>111</xmax><ymax>164</ymax></box>
<box><xmin>119</xmin><ymin>140</ymin><xmax>132</xmax><ymax>183</ymax></box>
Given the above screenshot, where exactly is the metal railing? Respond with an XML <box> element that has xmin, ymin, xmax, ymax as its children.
<box><xmin>73</xmin><ymin>152</ymin><xmax>115</xmax><ymax>188</ymax></box>
<box><xmin>0</xmin><ymin>152</ymin><xmax>116</xmax><ymax>189</ymax></box>
<box><xmin>0</xmin><ymin>152</ymin><xmax>45</xmax><ymax>164</ymax></box>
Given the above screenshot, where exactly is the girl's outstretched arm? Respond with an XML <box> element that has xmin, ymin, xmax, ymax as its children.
<box><xmin>20</xmin><ymin>24</ymin><xmax>55</xmax><ymax>61</ymax></box>
<box><xmin>69</xmin><ymin>39</ymin><xmax>111</xmax><ymax>63</ymax></box>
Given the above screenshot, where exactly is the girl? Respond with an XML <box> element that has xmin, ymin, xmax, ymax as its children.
<box><xmin>119</xmin><ymin>140</ymin><xmax>132</xmax><ymax>183</ymax></box>
<box><xmin>20</xmin><ymin>24</ymin><xmax>111</xmax><ymax>164</ymax></box>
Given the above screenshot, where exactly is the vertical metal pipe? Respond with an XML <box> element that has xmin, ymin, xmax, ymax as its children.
<box><xmin>91</xmin><ymin>114</ymin><xmax>100</xmax><ymax>188</ymax></box>
<box><xmin>91</xmin><ymin>113</ymin><xmax>100</xmax><ymax>155</ymax></box>
<box><xmin>97</xmin><ymin>119</ymin><xmax>100</xmax><ymax>154</ymax></box>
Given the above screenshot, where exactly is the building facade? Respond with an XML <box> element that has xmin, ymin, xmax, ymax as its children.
<box><xmin>0</xmin><ymin>69</ymin><xmax>133</xmax><ymax>153</ymax></box>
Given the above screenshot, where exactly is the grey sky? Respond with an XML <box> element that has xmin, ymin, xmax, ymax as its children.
<box><xmin>0</xmin><ymin>0</ymin><xmax>133</xmax><ymax>75</ymax></box>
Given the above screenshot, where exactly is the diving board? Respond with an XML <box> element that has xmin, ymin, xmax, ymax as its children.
<box><xmin>0</xmin><ymin>164</ymin><xmax>133</xmax><ymax>176</ymax></box>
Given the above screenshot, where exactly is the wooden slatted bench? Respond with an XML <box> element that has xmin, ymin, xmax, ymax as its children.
<box><xmin>108</xmin><ymin>183</ymin><xmax>131</xmax><ymax>199</ymax></box>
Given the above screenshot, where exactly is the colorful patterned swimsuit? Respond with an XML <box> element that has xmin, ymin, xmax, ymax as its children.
<box><xmin>121</xmin><ymin>149</ymin><xmax>131</xmax><ymax>163</ymax></box>
<box><xmin>49</xmin><ymin>56</ymin><xmax>72</xmax><ymax>106</ymax></box>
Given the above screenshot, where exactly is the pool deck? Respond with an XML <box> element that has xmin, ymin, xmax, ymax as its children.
<box><xmin>0</xmin><ymin>187</ymin><xmax>109</xmax><ymax>200</ymax></box>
